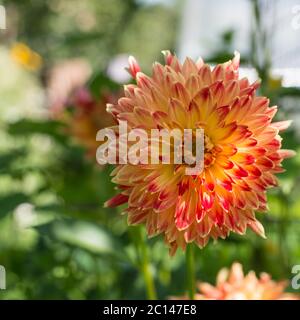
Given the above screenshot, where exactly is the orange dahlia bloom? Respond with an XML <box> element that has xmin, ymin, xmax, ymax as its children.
<box><xmin>172</xmin><ymin>262</ymin><xmax>299</xmax><ymax>300</ymax></box>
<box><xmin>105</xmin><ymin>51</ymin><xmax>294</xmax><ymax>254</ymax></box>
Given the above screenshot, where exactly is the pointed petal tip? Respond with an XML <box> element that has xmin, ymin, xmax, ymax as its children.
<box><xmin>161</xmin><ymin>49</ymin><xmax>171</xmax><ymax>56</ymax></box>
<box><xmin>233</xmin><ymin>50</ymin><xmax>240</xmax><ymax>68</ymax></box>
<box><xmin>104</xmin><ymin>193</ymin><xmax>128</xmax><ymax>208</ymax></box>
<box><xmin>249</xmin><ymin>220</ymin><xmax>266</xmax><ymax>239</ymax></box>
<box><xmin>127</xmin><ymin>55</ymin><xmax>141</xmax><ymax>78</ymax></box>
<box><xmin>161</xmin><ymin>49</ymin><xmax>174</xmax><ymax>65</ymax></box>
<box><xmin>280</xmin><ymin>149</ymin><xmax>297</xmax><ymax>159</ymax></box>
<box><xmin>196</xmin><ymin>56</ymin><xmax>204</xmax><ymax>68</ymax></box>
<box><xmin>272</xmin><ymin>120</ymin><xmax>293</xmax><ymax>131</ymax></box>
<box><xmin>128</xmin><ymin>55</ymin><xmax>138</xmax><ymax>64</ymax></box>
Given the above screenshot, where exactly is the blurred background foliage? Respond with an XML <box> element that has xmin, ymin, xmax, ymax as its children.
<box><xmin>0</xmin><ymin>0</ymin><xmax>300</xmax><ymax>299</ymax></box>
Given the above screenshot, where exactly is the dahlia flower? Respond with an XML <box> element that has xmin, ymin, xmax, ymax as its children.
<box><xmin>172</xmin><ymin>262</ymin><xmax>299</xmax><ymax>300</ymax></box>
<box><xmin>58</xmin><ymin>87</ymin><xmax>115</xmax><ymax>157</ymax></box>
<box><xmin>105</xmin><ymin>51</ymin><xmax>294</xmax><ymax>254</ymax></box>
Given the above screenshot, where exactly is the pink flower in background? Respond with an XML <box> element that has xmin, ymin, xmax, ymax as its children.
<box><xmin>172</xmin><ymin>262</ymin><xmax>299</xmax><ymax>300</ymax></box>
<box><xmin>58</xmin><ymin>86</ymin><xmax>117</xmax><ymax>157</ymax></box>
<box><xmin>47</xmin><ymin>58</ymin><xmax>91</xmax><ymax>115</ymax></box>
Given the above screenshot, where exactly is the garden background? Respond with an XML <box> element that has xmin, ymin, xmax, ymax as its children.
<box><xmin>0</xmin><ymin>0</ymin><xmax>300</xmax><ymax>299</ymax></box>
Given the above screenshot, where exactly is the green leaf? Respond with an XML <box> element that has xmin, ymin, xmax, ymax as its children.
<box><xmin>88</xmin><ymin>72</ymin><xmax>119</xmax><ymax>99</ymax></box>
<box><xmin>8</xmin><ymin>119</ymin><xmax>68</xmax><ymax>144</ymax></box>
<box><xmin>37</xmin><ymin>219</ymin><xmax>121</xmax><ymax>256</ymax></box>
<box><xmin>0</xmin><ymin>193</ymin><xmax>30</xmax><ymax>218</ymax></box>
<box><xmin>0</xmin><ymin>149</ymin><xmax>27</xmax><ymax>174</ymax></box>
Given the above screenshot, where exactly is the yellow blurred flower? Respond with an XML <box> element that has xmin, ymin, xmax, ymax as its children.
<box><xmin>267</xmin><ymin>74</ymin><xmax>282</xmax><ymax>91</ymax></box>
<box><xmin>10</xmin><ymin>42</ymin><xmax>42</xmax><ymax>71</ymax></box>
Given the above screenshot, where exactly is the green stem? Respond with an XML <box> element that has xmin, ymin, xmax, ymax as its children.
<box><xmin>131</xmin><ymin>226</ymin><xmax>157</xmax><ymax>300</ymax></box>
<box><xmin>278</xmin><ymin>194</ymin><xmax>289</xmax><ymax>274</ymax></box>
<box><xmin>186</xmin><ymin>244</ymin><xmax>195</xmax><ymax>300</ymax></box>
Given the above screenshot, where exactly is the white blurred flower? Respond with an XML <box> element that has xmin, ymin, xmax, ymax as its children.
<box><xmin>107</xmin><ymin>54</ymin><xmax>131</xmax><ymax>83</ymax></box>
